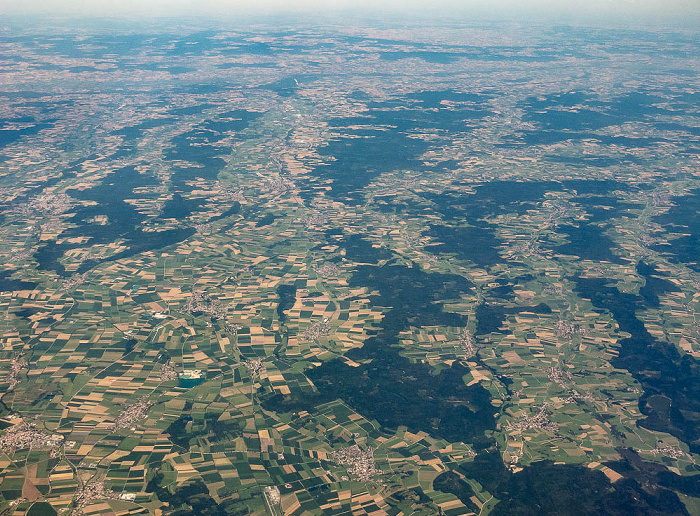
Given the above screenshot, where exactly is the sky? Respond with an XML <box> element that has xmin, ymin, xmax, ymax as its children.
<box><xmin>1</xmin><ymin>0</ymin><xmax>697</xmax><ymax>16</ymax></box>
<box><xmin>1</xmin><ymin>0</ymin><xmax>698</xmax><ymax>24</ymax></box>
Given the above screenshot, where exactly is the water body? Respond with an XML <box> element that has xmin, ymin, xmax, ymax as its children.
<box><xmin>573</xmin><ymin>271</ymin><xmax>700</xmax><ymax>453</ymax></box>
<box><xmin>178</xmin><ymin>377</ymin><xmax>205</xmax><ymax>389</ymax></box>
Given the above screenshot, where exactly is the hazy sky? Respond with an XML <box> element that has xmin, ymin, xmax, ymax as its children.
<box><xmin>1</xmin><ymin>0</ymin><xmax>698</xmax><ymax>22</ymax></box>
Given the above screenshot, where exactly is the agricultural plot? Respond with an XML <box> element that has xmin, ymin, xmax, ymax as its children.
<box><xmin>0</xmin><ymin>16</ymin><xmax>699</xmax><ymax>516</ymax></box>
